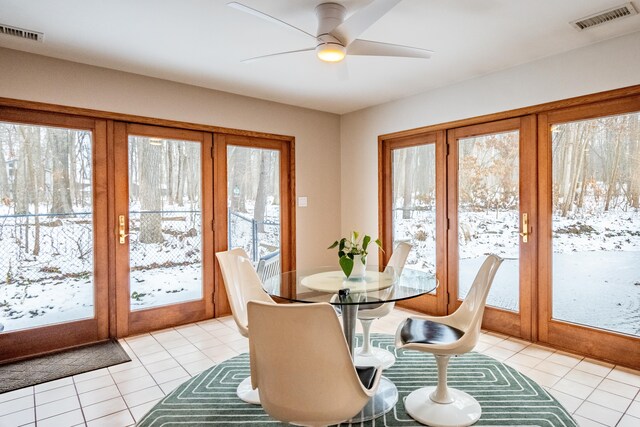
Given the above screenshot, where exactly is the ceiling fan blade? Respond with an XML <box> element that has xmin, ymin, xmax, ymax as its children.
<box><xmin>332</xmin><ymin>0</ymin><xmax>402</xmax><ymax>46</ymax></box>
<box><xmin>227</xmin><ymin>2</ymin><xmax>317</xmax><ymax>41</ymax></box>
<box><xmin>347</xmin><ymin>39</ymin><xmax>432</xmax><ymax>59</ymax></box>
<box><xmin>241</xmin><ymin>47</ymin><xmax>315</xmax><ymax>63</ymax></box>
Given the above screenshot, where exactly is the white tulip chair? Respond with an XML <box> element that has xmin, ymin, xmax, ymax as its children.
<box><xmin>216</xmin><ymin>248</ymin><xmax>275</xmax><ymax>405</ymax></box>
<box><xmin>395</xmin><ymin>254</ymin><xmax>503</xmax><ymax>427</ymax></box>
<box><xmin>354</xmin><ymin>242</ymin><xmax>412</xmax><ymax>369</ymax></box>
<box><xmin>248</xmin><ymin>301</ymin><xmax>382</xmax><ymax>426</ymax></box>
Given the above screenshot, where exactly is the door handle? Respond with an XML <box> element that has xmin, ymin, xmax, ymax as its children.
<box><xmin>119</xmin><ymin>215</ymin><xmax>129</xmax><ymax>244</ymax></box>
<box><xmin>519</xmin><ymin>213</ymin><xmax>529</xmax><ymax>243</ymax></box>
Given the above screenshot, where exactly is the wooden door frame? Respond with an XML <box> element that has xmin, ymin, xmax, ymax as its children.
<box><xmin>378</xmin><ymin>130</ymin><xmax>448</xmax><ymax>315</ymax></box>
<box><xmin>213</xmin><ymin>133</ymin><xmax>296</xmax><ymax>317</ymax></box>
<box><xmin>447</xmin><ymin>116</ymin><xmax>537</xmax><ymax>340</ymax></box>
<box><xmin>113</xmin><ymin>122</ymin><xmax>214</xmax><ymax>337</ymax></box>
<box><xmin>0</xmin><ymin>107</ymin><xmax>109</xmax><ymax>362</ymax></box>
<box><xmin>538</xmin><ymin>95</ymin><xmax>640</xmax><ymax>368</ymax></box>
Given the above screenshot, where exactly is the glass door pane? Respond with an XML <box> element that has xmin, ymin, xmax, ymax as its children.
<box><xmin>457</xmin><ymin>131</ymin><xmax>520</xmax><ymax>311</ymax></box>
<box><xmin>551</xmin><ymin>112</ymin><xmax>640</xmax><ymax>336</ymax></box>
<box><xmin>128</xmin><ymin>136</ymin><xmax>202</xmax><ymax>310</ymax></box>
<box><xmin>0</xmin><ymin>122</ymin><xmax>95</xmax><ymax>332</ymax></box>
<box><xmin>227</xmin><ymin>145</ymin><xmax>280</xmax><ymax>265</ymax></box>
<box><xmin>392</xmin><ymin>144</ymin><xmax>436</xmax><ymax>274</ymax></box>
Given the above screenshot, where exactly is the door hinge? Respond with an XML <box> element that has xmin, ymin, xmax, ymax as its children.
<box><xmin>211</xmin><ymin>219</ymin><xmax>215</xmax><ymax>231</ymax></box>
<box><xmin>210</xmin><ymin>146</ymin><xmax>214</xmax><ymax>159</ymax></box>
<box><xmin>447</xmin><ymin>218</ymin><xmax>450</xmax><ymax>230</ymax></box>
<box><xmin>447</xmin><ymin>292</ymin><xmax>450</xmax><ymax>305</ymax></box>
<box><xmin>446</xmin><ymin>143</ymin><xmax>450</xmax><ymax>156</ymax></box>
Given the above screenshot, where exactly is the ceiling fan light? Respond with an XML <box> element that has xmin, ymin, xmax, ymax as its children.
<box><xmin>316</xmin><ymin>43</ymin><xmax>346</xmax><ymax>62</ymax></box>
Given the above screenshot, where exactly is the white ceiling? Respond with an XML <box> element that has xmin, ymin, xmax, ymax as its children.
<box><xmin>0</xmin><ymin>0</ymin><xmax>639</xmax><ymax>114</ymax></box>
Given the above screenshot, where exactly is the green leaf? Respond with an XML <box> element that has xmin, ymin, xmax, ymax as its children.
<box><xmin>362</xmin><ymin>235</ymin><xmax>371</xmax><ymax>251</ymax></box>
<box><xmin>375</xmin><ymin>238</ymin><xmax>383</xmax><ymax>249</ymax></box>
<box><xmin>327</xmin><ymin>241</ymin><xmax>339</xmax><ymax>249</ymax></box>
<box><xmin>352</xmin><ymin>231</ymin><xmax>359</xmax><ymax>241</ymax></box>
<box><xmin>339</xmin><ymin>256</ymin><xmax>354</xmax><ymax>278</ymax></box>
<box><xmin>361</xmin><ymin>255</ymin><xmax>367</xmax><ymax>264</ymax></box>
<box><xmin>338</xmin><ymin>250</ymin><xmax>345</xmax><ymax>258</ymax></box>
<box><xmin>338</xmin><ymin>238</ymin><xmax>346</xmax><ymax>251</ymax></box>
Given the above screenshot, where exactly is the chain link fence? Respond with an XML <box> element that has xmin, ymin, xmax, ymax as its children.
<box><xmin>0</xmin><ymin>212</ymin><xmax>94</xmax><ymax>287</ymax></box>
<box><xmin>0</xmin><ymin>212</ymin><xmax>94</xmax><ymax>331</ymax></box>
<box><xmin>128</xmin><ymin>210</ymin><xmax>202</xmax><ymax>272</ymax></box>
<box><xmin>228</xmin><ymin>209</ymin><xmax>279</xmax><ymax>263</ymax></box>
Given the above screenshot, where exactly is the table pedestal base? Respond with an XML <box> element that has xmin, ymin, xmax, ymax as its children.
<box><xmin>347</xmin><ymin>376</ymin><xmax>398</xmax><ymax>423</ymax></box>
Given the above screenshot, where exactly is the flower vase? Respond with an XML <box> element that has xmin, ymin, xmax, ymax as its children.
<box><xmin>349</xmin><ymin>256</ymin><xmax>367</xmax><ymax>280</ymax></box>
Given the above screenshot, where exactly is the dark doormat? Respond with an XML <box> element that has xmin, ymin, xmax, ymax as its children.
<box><xmin>0</xmin><ymin>339</ymin><xmax>131</xmax><ymax>394</ymax></box>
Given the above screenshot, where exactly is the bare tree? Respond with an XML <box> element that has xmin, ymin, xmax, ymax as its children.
<box><xmin>165</xmin><ymin>141</ymin><xmax>175</xmax><ymax>205</ymax></box>
<box><xmin>49</xmin><ymin>128</ymin><xmax>74</xmax><ymax>215</ymax></box>
<box><xmin>628</xmin><ymin>114</ymin><xmax>640</xmax><ymax>209</ymax></box>
<box><xmin>402</xmin><ymin>148</ymin><xmax>415</xmax><ymax>219</ymax></box>
<box><xmin>175</xmin><ymin>142</ymin><xmax>187</xmax><ymax>207</ymax></box>
<box><xmin>138</xmin><ymin>138</ymin><xmax>164</xmax><ymax>243</ymax></box>
<box><xmin>604</xmin><ymin>129</ymin><xmax>622</xmax><ymax>212</ymax></box>
<box><xmin>19</xmin><ymin>126</ymin><xmax>43</xmax><ymax>255</ymax></box>
<box><xmin>253</xmin><ymin>150</ymin><xmax>272</xmax><ymax>232</ymax></box>
<box><xmin>0</xmin><ymin>130</ymin><xmax>11</xmax><ymax>202</ymax></box>
<box><xmin>228</xmin><ymin>146</ymin><xmax>248</xmax><ymax>213</ymax></box>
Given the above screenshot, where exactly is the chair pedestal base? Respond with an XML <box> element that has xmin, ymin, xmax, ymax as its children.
<box><xmin>354</xmin><ymin>346</ymin><xmax>396</xmax><ymax>369</ymax></box>
<box><xmin>237</xmin><ymin>376</ymin><xmax>260</xmax><ymax>405</ymax></box>
<box><xmin>404</xmin><ymin>386</ymin><xmax>481</xmax><ymax>427</ymax></box>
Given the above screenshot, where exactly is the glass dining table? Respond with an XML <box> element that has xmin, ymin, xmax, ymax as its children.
<box><xmin>262</xmin><ymin>265</ymin><xmax>438</xmax><ymax>422</ymax></box>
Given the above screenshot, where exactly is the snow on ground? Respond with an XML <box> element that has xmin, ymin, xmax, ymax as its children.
<box><xmin>130</xmin><ymin>264</ymin><xmax>202</xmax><ymax>310</ymax></box>
<box><xmin>396</xmin><ymin>208</ymin><xmax>640</xmax><ymax>337</ymax></box>
<box><xmin>0</xmin><ymin>276</ymin><xmax>94</xmax><ymax>331</ymax></box>
<box><xmin>0</xmin><ymin>202</ymin><xmax>281</xmax><ymax>333</ymax></box>
<box><xmin>2</xmin><ymin>201</ymin><xmax>637</xmax><ymax>337</ymax></box>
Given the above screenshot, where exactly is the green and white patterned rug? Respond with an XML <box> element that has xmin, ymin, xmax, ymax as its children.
<box><xmin>138</xmin><ymin>334</ymin><xmax>577</xmax><ymax>426</ymax></box>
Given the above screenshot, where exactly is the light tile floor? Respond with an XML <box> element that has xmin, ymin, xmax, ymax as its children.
<box><xmin>1</xmin><ymin>308</ymin><xmax>639</xmax><ymax>427</ymax></box>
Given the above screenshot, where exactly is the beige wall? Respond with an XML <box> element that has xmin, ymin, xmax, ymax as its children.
<box><xmin>340</xmin><ymin>31</ymin><xmax>640</xmax><ymax>240</ymax></box>
<box><xmin>0</xmin><ymin>47</ymin><xmax>341</xmax><ymax>269</ymax></box>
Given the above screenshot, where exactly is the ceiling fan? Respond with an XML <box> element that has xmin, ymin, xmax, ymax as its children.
<box><xmin>227</xmin><ymin>0</ymin><xmax>432</xmax><ymax>63</ymax></box>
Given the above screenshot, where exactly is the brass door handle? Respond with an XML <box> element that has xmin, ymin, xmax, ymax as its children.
<box><xmin>519</xmin><ymin>213</ymin><xmax>529</xmax><ymax>243</ymax></box>
<box><xmin>119</xmin><ymin>215</ymin><xmax>129</xmax><ymax>244</ymax></box>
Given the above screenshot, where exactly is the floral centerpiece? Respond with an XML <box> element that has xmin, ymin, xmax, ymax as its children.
<box><xmin>328</xmin><ymin>231</ymin><xmax>383</xmax><ymax>279</ymax></box>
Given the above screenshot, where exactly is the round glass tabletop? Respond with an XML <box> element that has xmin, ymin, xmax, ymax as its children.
<box><xmin>262</xmin><ymin>265</ymin><xmax>437</xmax><ymax>306</ymax></box>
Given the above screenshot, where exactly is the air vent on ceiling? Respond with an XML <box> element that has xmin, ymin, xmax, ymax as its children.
<box><xmin>571</xmin><ymin>2</ymin><xmax>638</xmax><ymax>30</ymax></box>
<box><xmin>0</xmin><ymin>23</ymin><xmax>44</xmax><ymax>42</ymax></box>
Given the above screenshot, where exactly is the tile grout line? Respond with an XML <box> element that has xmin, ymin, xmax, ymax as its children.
<box><xmin>104</xmin><ymin>360</ymin><xmax>136</xmax><ymax>427</ymax></box>
<box><xmin>70</xmin><ymin>374</ymin><xmax>86</xmax><ymax>427</ymax></box>
<box><xmin>119</xmin><ymin>333</ymin><xmax>165</xmax><ymax>417</ymax></box>
<box><xmin>163</xmin><ymin>325</ymin><xmax>215</xmax><ymax>380</ymax></box>
<box><xmin>31</xmin><ymin>386</ymin><xmax>36</xmax><ymax>427</ymax></box>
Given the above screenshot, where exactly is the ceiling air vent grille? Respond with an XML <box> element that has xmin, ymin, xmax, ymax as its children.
<box><xmin>0</xmin><ymin>23</ymin><xmax>44</xmax><ymax>42</ymax></box>
<box><xmin>571</xmin><ymin>2</ymin><xmax>638</xmax><ymax>30</ymax></box>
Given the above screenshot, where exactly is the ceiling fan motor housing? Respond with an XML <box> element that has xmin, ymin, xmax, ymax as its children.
<box><xmin>315</xmin><ymin>2</ymin><xmax>346</xmax><ymax>41</ymax></box>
